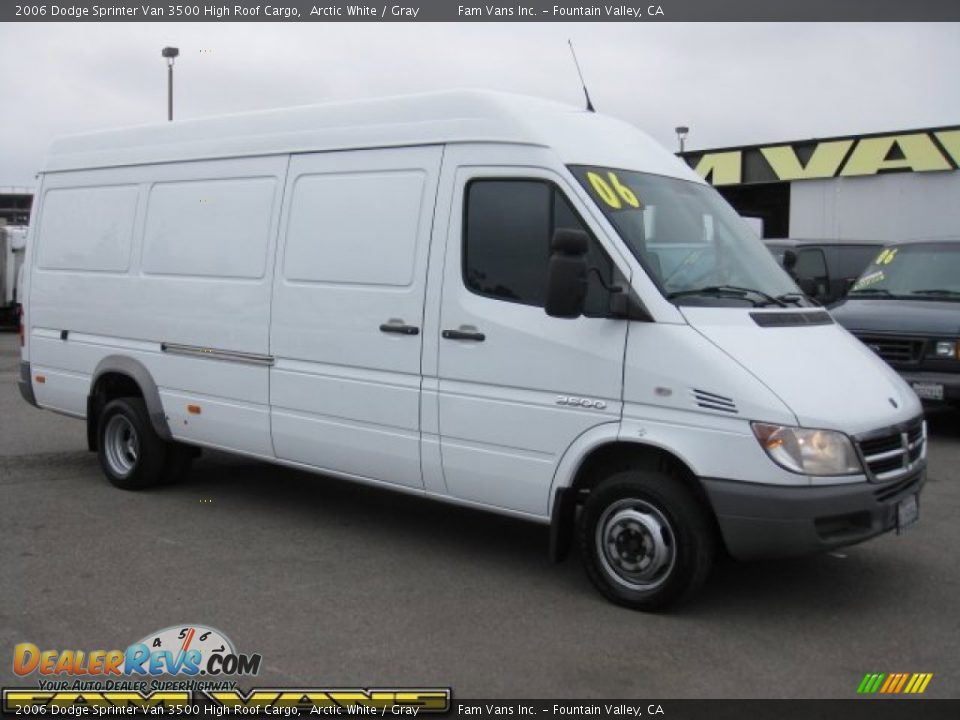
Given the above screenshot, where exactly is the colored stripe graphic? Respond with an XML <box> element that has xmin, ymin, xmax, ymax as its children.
<box><xmin>858</xmin><ymin>673</ymin><xmax>932</xmax><ymax>694</ymax></box>
<box><xmin>856</xmin><ymin>674</ymin><xmax>874</xmax><ymax>694</ymax></box>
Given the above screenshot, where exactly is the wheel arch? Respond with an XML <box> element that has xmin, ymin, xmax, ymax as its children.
<box><xmin>88</xmin><ymin>356</ymin><xmax>172</xmax><ymax>450</ymax></box>
<box><xmin>548</xmin><ymin>428</ymin><xmax>717</xmax><ymax>562</ymax></box>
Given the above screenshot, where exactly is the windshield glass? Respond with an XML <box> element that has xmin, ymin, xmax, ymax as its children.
<box><xmin>570</xmin><ymin>166</ymin><xmax>802</xmax><ymax>307</ymax></box>
<box><xmin>850</xmin><ymin>243</ymin><xmax>960</xmax><ymax>300</ymax></box>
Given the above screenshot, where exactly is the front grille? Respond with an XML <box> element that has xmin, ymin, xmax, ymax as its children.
<box><xmin>856</xmin><ymin>418</ymin><xmax>926</xmax><ymax>482</ymax></box>
<box><xmin>874</xmin><ymin>471</ymin><xmax>923</xmax><ymax>503</ymax></box>
<box><xmin>854</xmin><ymin>334</ymin><xmax>924</xmax><ymax>366</ymax></box>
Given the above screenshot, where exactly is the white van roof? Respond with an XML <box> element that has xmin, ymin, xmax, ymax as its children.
<box><xmin>43</xmin><ymin>90</ymin><xmax>702</xmax><ymax>183</ymax></box>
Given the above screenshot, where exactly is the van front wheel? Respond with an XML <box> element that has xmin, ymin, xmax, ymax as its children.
<box><xmin>578</xmin><ymin>470</ymin><xmax>715</xmax><ymax>611</ymax></box>
<box><xmin>98</xmin><ymin>397</ymin><xmax>168</xmax><ymax>490</ymax></box>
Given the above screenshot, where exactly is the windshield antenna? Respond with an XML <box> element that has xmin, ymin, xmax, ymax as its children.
<box><xmin>568</xmin><ymin>40</ymin><xmax>595</xmax><ymax>112</ymax></box>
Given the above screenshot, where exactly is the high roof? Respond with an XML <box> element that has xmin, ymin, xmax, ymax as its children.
<box><xmin>42</xmin><ymin>90</ymin><xmax>701</xmax><ymax>183</ymax></box>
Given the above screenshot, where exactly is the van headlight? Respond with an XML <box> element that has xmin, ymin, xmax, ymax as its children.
<box><xmin>751</xmin><ymin>423</ymin><xmax>863</xmax><ymax>476</ymax></box>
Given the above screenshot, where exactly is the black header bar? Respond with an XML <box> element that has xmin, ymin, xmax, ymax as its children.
<box><xmin>3</xmin><ymin>0</ymin><xmax>960</xmax><ymax>22</ymax></box>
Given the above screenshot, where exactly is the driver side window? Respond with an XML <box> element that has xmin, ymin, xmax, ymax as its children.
<box><xmin>463</xmin><ymin>179</ymin><xmax>614</xmax><ymax>316</ymax></box>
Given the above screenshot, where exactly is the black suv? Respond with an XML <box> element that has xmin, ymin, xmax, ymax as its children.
<box><xmin>831</xmin><ymin>239</ymin><xmax>960</xmax><ymax>409</ymax></box>
<box><xmin>764</xmin><ymin>239</ymin><xmax>882</xmax><ymax>306</ymax></box>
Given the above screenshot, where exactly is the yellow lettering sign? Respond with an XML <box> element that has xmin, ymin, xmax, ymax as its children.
<box><xmin>760</xmin><ymin>140</ymin><xmax>853</xmax><ymax>180</ymax></box>
<box><xmin>692</xmin><ymin>151</ymin><xmax>741</xmax><ymax>186</ymax></box>
<box><xmin>840</xmin><ymin>134</ymin><xmax>951</xmax><ymax>176</ymax></box>
<box><xmin>934</xmin><ymin>129</ymin><xmax>960</xmax><ymax>167</ymax></box>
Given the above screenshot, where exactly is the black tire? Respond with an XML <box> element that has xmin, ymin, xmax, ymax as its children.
<box><xmin>577</xmin><ymin>470</ymin><xmax>715</xmax><ymax>611</ymax></box>
<box><xmin>97</xmin><ymin>397</ymin><xmax>169</xmax><ymax>490</ymax></box>
<box><xmin>163</xmin><ymin>442</ymin><xmax>197</xmax><ymax>484</ymax></box>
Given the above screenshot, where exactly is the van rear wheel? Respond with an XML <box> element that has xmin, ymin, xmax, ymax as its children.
<box><xmin>577</xmin><ymin>470</ymin><xmax>715</xmax><ymax>611</ymax></box>
<box><xmin>98</xmin><ymin>397</ymin><xmax>168</xmax><ymax>490</ymax></box>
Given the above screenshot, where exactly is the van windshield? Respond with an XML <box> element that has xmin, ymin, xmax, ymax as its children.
<box><xmin>569</xmin><ymin>166</ymin><xmax>803</xmax><ymax>307</ymax></box>
<box><xmin>849</xmin><ymin>243</ymin><xmax>960</xmax><ymax>300</ymax></box>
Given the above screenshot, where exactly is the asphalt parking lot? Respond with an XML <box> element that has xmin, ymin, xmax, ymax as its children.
<box><xmin>2</xmin><ymin>331</ymin><xmax>958</xmax><ymax>699</ymax></box>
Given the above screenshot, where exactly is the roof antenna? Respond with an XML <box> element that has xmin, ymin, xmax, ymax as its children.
<box><xmin>567</xmin><ymin>39</ymin><xmax>595</xmax><ymax>112</ymax></box>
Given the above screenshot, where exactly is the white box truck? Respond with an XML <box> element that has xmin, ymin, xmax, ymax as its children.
<box><xmin>18</xmin><ymin>91</ymin><xmax>926</xmax><ymax>609</ymax></box>
<box><xmin>2</xmin><ymin>222</ymin><xmax>28</xmax><ymax>324</ymax></box>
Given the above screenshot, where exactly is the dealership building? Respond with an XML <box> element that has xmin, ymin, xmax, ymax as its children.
<box><xmin>680</xmin><ymin>125</ymin><xmax>960</xmax><ymax>241</ymax></box>
<box><xmin>0</xmin><ymin>186</ymin><xmax>32</xmax><ymax>226</ymax></box>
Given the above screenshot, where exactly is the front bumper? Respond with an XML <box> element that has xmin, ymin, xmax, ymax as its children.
<box><xmin>898</xmin><ymin>370</ymin><xmax>960</xmax><ymax>404</ymax></box>
<box><xmin>701</xmin><ymin>468</ymin><xmax>925</xmax><ymax>560</ymax></box>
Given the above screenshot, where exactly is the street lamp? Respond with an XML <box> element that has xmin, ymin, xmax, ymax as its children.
<box><xmin>161</xmin><ymin>46</ymin><xmax>179</xmax><ymax>121</ymax></box>
<box><xmin>675</xmin><ymin>126</ymin><xmax>689</xmax><ymax>153</ymax></box>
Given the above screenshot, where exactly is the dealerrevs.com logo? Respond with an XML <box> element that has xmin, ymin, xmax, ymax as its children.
<box><xmin>13</xmin><ymin>625</ymin><xmax>261</xmax><ymax>677</ymax></box>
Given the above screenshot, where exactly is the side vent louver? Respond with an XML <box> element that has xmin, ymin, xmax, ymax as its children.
<box><xmin>693</xmin><ymin>389</ymin><xmax>738</xmax><ymax>414</ymax></box>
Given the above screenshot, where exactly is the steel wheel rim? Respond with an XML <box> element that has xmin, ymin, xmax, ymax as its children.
<box><xmin>104</xmin><ymin>414</ymin><xmax>139</xmax><ymax>478</ymax></box>
<box><xmin>596</xmin><ymin>498</ymin><xmax>676</xmax><ymax>591</ymax></box>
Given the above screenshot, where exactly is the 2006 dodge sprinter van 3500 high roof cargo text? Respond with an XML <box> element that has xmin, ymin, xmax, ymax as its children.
<box><xmin>18</xmin><ymin>91</ymin><xmax>926</xmax><ymax>610</ymax></box>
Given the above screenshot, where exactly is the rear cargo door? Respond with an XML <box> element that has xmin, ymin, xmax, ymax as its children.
<box><xmin>269</xmin><ymin>146</ymin><xmax>442</xmax><ymax>489</ymax></box>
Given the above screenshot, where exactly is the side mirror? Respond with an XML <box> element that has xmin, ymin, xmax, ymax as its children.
<box><xmin>782</xmin><ymin>249</ymin><xmax>798</xmax><ymax>272</ymax></box>
<box><xmin>545</xmin><ymin>229</ymin><xmax>589</xmax><ymax>318</ymax></box>
<box><xmin>797</xmin><ymin>277</ymin><xmax>818</xmax><ymax>297</ymax></box>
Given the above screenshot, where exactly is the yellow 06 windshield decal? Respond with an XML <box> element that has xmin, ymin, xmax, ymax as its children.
<box><xmin>874</xmin><ymin>248</ymin><xmax>899</xmax><ymax>265</ymax></box>
<box><xmin>586</xmin><ymin>171</ymin><xmax>641</xmax><ymax>210</ymax></box>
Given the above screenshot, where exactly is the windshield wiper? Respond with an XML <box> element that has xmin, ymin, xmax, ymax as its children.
<box><xmin>667</xmin><ymin>285</ymin><xmax>788</xmax><ymax>307</ymax></box>
<box><xmin>909</xmin><ymin>289</ymin><xmax>960</xmax><ymax>298</ymax></box>
<box><xmin>775</xmin><ymin>292</ymin><xmax>808</xmax><ymax>307</ymax></box>
<box><xmin>849</xmin><ymin>287</ymin><xmax>893</xmax><ymax>297</ymax></box>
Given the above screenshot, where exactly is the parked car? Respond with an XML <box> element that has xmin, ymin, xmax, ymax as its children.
<box><xmin>831</xmin><ymin>239</ymin><xmax>960</xmax><ymax>409</ymax></box>
<box><xmin>19</xmin><ymin>91</ymin><xmax>926</xmax><ymax>611</ymax></box>
<box><xmin>764</xmin><ymin>239</ymin><xmax>883</xmax><ymax>306</ymax></box>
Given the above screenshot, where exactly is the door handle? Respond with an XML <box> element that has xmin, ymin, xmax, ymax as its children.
<box><xmin>380</xmin><ymin>322</ymin><xmax>419</xmax><ymax>335</ymax></box>
<box><xmin>442</xmin><ymin>329</ymin><xmax>486</xmax><ymax>342</ymax></box>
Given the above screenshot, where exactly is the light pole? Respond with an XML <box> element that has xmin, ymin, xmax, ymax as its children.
<box><xmin>162</xmin><ymin>47</ymin><xmax>179</xmax><ymax>121</ymax></box>
<box><xmin>675</xmin><ymin>125</ymin><xmax>689</xmax><ymax>154</ymax></box>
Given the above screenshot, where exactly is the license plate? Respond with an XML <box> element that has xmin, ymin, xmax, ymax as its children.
<box><xmin>911</xmin><ymin>382</ymin><xmax>944</xmax><ymax>401</ymax></box>
<box><xmin>897</xmin><ymin>494</ymin><xmax>919</xmax><ymax>534</ymax></box>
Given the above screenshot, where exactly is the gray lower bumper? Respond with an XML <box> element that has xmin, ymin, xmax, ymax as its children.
<box><xmin>18</xmin><ymin>361</ymin><xmax>38</xmax><ymax>408</ymax></box>
<box><xmin>701</xmin><ymin>469</ymin><xmax>925</xmax><ymax>560</ymax></box>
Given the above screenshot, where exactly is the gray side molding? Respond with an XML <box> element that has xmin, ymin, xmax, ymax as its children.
<box><xmin>91</xmin><ymin>355</ymin><xmax>172</xmax><ymax>441</ymax></box>
<box><xmin>18</xmin><ymin>361</ymin><xmax>38</xmax><ymax>408</ymax></box>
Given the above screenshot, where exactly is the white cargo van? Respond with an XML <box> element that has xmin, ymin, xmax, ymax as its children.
<box><xmin>19</xmin><ymin>91</ymin><xmax>926</xmax><ymax>609</ymax></box>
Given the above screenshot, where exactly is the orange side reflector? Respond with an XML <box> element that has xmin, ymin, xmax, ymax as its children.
<box><xmin>35</xmin><ymin>375</ymin><xmax>46</xmax><ymax>384</ymax></box>
<box><xmin>187</xmin><ymin>404</ymin><xmax>202</xmax><ymax>415</ymax></box>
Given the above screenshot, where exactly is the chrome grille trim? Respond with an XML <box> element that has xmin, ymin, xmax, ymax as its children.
<box><xmin>855</xmin><ymin>417</ymin><xmax>926</xmax><ymax>483</ymax></box>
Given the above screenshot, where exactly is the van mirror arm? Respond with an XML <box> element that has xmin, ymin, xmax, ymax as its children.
<box><xmin>588</xmin><ymin>266</ymin><xmax>623</xmax><ymax>294</ymax></box>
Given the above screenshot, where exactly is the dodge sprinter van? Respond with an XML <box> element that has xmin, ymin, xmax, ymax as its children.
<box><xmin>18</xmin><ymin>91</ymin><xmax>926</xmax><ymax>610</ymax></box>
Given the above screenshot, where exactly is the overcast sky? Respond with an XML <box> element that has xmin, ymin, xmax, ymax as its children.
<box><xmin>1</xmin><ymin>22</ymin><xmax>958</xmax><ymax>188</ymax></box>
